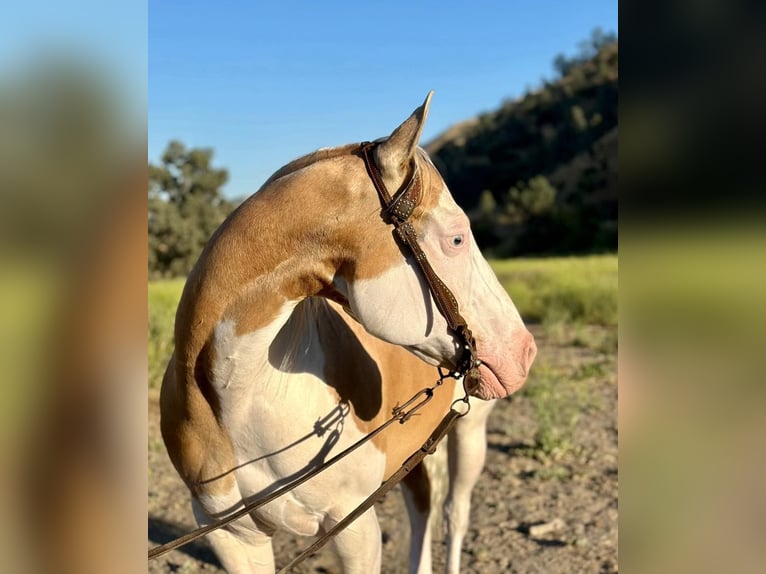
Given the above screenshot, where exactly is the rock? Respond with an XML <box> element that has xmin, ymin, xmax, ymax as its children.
<box><xmin>529</xmin><ymin>518</ymin><xmax>566</xmax><ymax>538</ymax></box>
<box><xmin>474</xmin><ymin>549</ymin><xmax>490</xmax><ymax>561</ymax></box>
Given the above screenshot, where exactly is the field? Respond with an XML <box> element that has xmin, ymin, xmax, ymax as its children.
<box><xmin>148</xmin><ymin>255</ymin><xmax>617</xmax><ymax>573</ymax></box>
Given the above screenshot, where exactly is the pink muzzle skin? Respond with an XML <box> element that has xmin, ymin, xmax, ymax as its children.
<box><xmin>471</xmin><ymin>330</ymin><xmax>537</xmax><ymax>400</ymax></box>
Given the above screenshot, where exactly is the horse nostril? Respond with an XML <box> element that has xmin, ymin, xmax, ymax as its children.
<box><xmin>526</xmin><ymin>337</ymin><xmax>537</xmax><ymax>370</ymax></box>
<box><xmin>521</xmin><ymin>333</ymin><xmax>537</xmax><ymax>376</ymax></box>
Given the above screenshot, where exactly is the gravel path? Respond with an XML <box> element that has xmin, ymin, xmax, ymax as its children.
<box><xmin>149</xmin><ymin>325</ymin><xmax>617</xmax><ymax>573</ymax></box>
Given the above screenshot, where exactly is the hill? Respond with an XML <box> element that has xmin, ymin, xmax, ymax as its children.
<box><xmin>425</xmin><ymin>41</ymin><xmax>618</xmax><ymax>256</ymax></box>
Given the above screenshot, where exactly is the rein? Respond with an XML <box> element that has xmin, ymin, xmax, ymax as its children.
<box><xmin>148</xmin><ymin>371</ymin><xmax>460</xmax><ymax>562</ymax></box>
<box><xmin>148</xmin><ymin>142</ymin><xmax>483</xmax><ymax>568</ymax></box>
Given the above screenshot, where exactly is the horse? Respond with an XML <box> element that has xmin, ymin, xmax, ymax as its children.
<box><xmin>160</xmin><ymin>92</ymin><xmax>536</xmax><ymax>573</ymax></box>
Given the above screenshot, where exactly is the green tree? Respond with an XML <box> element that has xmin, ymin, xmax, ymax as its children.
<box><xmin>478</xmin><ymin>189</ymin><xmax>497</xmax><ymax>215</ymax></box>
<box><xmin>570</xmin><ymin>105</ymin><xmax>588</xmax><ymax>132</ymax></box>
<box><xmin>471</xmin><ymin>189</ymin><xmax>500</xmax><ymax>248</ymax></box>
<box><xmin>553</xmin><ymin>53</ymin><xmax>576</xmax><ymax>77</ymax></box>
<box><xmin>579</xmin><ymin>27</ymin><xmax>617</xmax><ymax>59</ymax></box>
<box><xmin>506</xmin><ymin>176</ymin><xmax>557</xmax><ymax>222</ymax></box>
<box><xmin>554</xmin><ymin>27</ymin><xmax>617</xmax><ymax>77</ymax></box>
<box><xmin>148</xmin><ymin>140</ymin><xmax>233</xmax><ymax>277</ymax></box>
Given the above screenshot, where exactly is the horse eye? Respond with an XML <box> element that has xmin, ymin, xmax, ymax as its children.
<box><xmin>451</xmin><ymin>235</ymin><xmax>464</xmax><ymax>247</ymax></box>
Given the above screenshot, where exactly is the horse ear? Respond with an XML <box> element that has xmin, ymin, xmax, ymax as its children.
<box><xmin>374</xmin><ymin>91</ymin><xmax>433</xmax><ymax>191</ymax></box>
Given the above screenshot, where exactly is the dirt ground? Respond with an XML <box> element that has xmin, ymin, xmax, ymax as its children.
<box><xmin>148</xmin><ymin>324</ymin><xmax>617</xmax><ymax>573</ymax></box>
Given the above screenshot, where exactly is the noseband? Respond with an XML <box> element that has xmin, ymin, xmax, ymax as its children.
<box><xmin>359</xmin><ymin>141</ymin><xmax>482</xmax><ymax>391</ymax></box>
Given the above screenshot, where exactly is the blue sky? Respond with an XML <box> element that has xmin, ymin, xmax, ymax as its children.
<box><xmin>150</xmin><ymin>1</ymin><xmax>617</xmax><ymax>199</ymax></box>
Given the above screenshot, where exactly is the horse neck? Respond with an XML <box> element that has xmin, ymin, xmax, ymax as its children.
<box><xmin>174</xmin><ymin>156</ymin><xmax>359</xmax><ymax>375</ymax></box>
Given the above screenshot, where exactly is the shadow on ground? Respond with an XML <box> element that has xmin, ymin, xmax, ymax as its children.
<box><xmin>148</xmin><ymin>517</ymin><xmax>221</xmax><ymax>567</ymax></box>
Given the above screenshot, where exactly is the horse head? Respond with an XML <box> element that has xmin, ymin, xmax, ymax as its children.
<box><xmin>334</xmin><ymin>92</ymin><xmax>536</xmax><ymax>400</ymax></box>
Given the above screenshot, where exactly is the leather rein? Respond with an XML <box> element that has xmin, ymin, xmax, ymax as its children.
<box><xmin>148</xmin><ymin>142</ymin><xmax>482</xmax><ymax>569</ymax></box>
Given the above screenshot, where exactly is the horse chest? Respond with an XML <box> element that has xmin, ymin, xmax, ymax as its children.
<box><xmin>208</xmin><ymin>325</ymin><xmax>388</xmax><ymax>534</ymax></box>
<box><xmin>225</xmin><ymin>387</ymin><xmax>387</xmax><ymax>537</ymax></box>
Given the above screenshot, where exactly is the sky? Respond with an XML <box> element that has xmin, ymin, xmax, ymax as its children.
<box><xmin>149</xmin><ymin>1</ymin><xmax>617</xmax><ymax>199</ymax></box>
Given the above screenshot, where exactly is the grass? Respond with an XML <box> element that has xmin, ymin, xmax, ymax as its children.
<box><xmin>519</xmin><ymin>356</ymin><xmax>609</xmax><ymax>461</ymax></box>
<box><xmin>488</xmin><ymin>255</ymin><xmax>617</xmax><ymax>460</ymax></box>
<box><xmin>521</xmin><ymin>363</ymin><xmax>582</xmax><ymax>460</ymax></box>
<box><xmin>490</xmin><ymin>255</ymin><xmax>617</xmax><ymax>327</ymax></box>
<box><xmin>148</xmin><ymin>278</ymin><xmax>185</xmax><ymax>389</ymax></box>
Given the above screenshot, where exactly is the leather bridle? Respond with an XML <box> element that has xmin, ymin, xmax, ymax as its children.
<box><xmin>359</xmin><ymin>141</ymin><xmax>482</xmax><ymax>389</ymax></box>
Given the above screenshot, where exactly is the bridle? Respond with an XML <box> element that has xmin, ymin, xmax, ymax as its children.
<box><xmin>359</xmin><ymin>141</ymin><xmax>482</xmax><ymax>386</ymax></box>
<box><xmin>148</xmin><ymin>142</ymin><xmax>483</xmax><ymax>569</ymax></box>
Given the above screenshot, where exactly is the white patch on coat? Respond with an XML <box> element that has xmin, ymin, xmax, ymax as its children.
<box><xmin>205</xmin><ymin>302</ymin><xmax>387</xmax><ymax>539</ymax></box>
<box><xmin>341</xmin><ymin>262</ymin><xmax>458</xmax><ymax>368</ymax></box>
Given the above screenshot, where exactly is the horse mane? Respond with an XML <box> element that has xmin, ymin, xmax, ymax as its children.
<box><xmin>261</xmin><ymin>141</ymin><xmax>436</xmax><ymax>193</ymax></box>
<box><xmin>261</xmin><ymin>143</ymin><xmax>362</xmax><ymax>188</ymax></box>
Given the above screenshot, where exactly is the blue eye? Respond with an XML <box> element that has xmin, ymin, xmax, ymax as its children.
<box><xmin>451</xmin><ymin>235</ymin><xmax>464</xmax><ymax>247</ymax></box>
